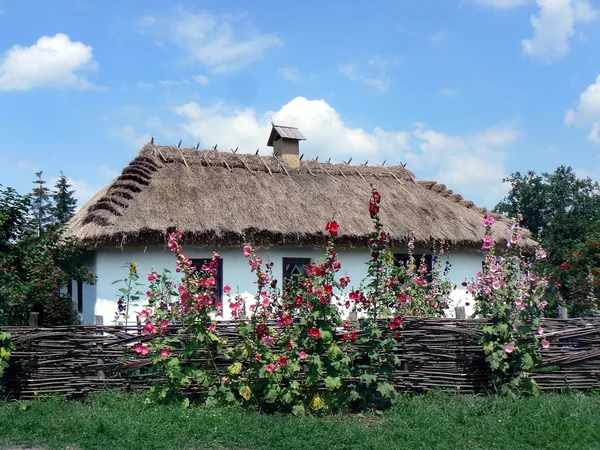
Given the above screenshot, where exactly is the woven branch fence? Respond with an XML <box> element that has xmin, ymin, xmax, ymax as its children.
<box><xmin>1</xmin><ymin>317</ymin><xmax>599</xmax><ymax>400</ymax></box>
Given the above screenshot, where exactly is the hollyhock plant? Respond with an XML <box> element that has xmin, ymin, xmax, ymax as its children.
<box><xmin>468</xmin><ymin>216</ymin><xmax>549</xmax><ymax>396</ymax></box>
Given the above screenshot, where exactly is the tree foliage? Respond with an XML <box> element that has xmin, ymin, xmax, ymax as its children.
<box><xmin>494</xmin><ymin>166</ymin><xmax>600</xmax><ymax>316</ymax></box>
<box><xmin>494</xmin><ymin>166</ymin><xmax>600</xmax><ymax>264</ymax></box>
<box><xmin>0</xmin><ymin>183</ymin><xmax>95</xmax><ymax>326</ymax></box>
<box><xmin>52</xmin><ymin>172</ymin><xmax>77</xmax><ymax>225</ymax></box>
<box><xmin>30</xmin><ymin>171</ymin><xmax>54</xmax><ymax>235</ymax></box>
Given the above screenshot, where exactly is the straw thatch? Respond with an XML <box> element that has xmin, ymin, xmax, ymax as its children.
<box><xmin>67</xmin><ymin>144</ymin><xmax>536</xmax><ymax>250</ymax></box>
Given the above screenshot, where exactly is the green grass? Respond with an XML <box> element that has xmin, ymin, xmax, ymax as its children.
<box><xmin>1</xmin><ymin>392</ymin><xmax>599</xmax><ymax>450</ymax></box>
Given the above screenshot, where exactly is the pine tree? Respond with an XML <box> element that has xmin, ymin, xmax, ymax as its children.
<box><xmin>30</xmin><ymin>171</ymin><xmax>53</xmax><ymax>234</ymax></box>
<box><xmin>52</xmin><ymin>172</ymin><xmax>77</xmax><ymax>225</ymax></box>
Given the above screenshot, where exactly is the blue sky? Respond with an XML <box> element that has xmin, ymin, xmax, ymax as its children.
<box><xmin>0</xmin><ymin>0</ymin><xmax>599</xmax><ymax>209</ymax></box>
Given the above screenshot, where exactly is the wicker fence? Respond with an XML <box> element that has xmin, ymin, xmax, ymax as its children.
<box><xmin>1</xmin><ymin>317</ymin><xmax>599</xmax><ymax>399</ymax></box>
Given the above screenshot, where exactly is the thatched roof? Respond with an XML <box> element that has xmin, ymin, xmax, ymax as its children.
<box><xmin>67</xmin><ymin>144</ymin><xmax>536</xmax><ymax>250</ymax></box>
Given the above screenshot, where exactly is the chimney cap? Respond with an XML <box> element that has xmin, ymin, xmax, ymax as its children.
<box><xmin>267</xmin><ymin>125</ymin><xmax>306</xmax><ymax>147</ymax></box>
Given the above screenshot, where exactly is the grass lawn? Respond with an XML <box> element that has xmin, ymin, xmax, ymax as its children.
<box><xmin>1</xmin><ymin>391</ymin><xmax>599</xmax><ymax>450</ymax></box>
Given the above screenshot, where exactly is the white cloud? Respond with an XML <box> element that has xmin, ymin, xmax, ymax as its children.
<box><xmin>471</xmin><ymin>0</ymin><xmax>529</xmax><ymax>8</ymax></box>
<box><xmin>193</xmin><ymin>74</ymin><xmax>210</xmax><ymax>86</ymax></box>
<box><xmin>339</xmin><ymin>63</ymin><xmax>390</xmax><ymax>92</ymax></box>
<box><xmin>16</xmin><ymin>160</ymin><xmax>32</xmax><ymax>169</ymax></box>
<box><xmin>107</xmin><ymin>126</ymin><xmax>151</xmax><ymax>150</ymax></box>
<box><xmin>139</xmin><ymin>11</ymin><xmax>282</xmax><ymax>74</ymax></box>
<box><xmin>277</xmin><ymin>67</ymin><xmax>316</xmax><ymax>83</ymax></box>
<box><xmin>410</xmin><ymin>123</ymin><xmax>519</xmax><ymax>203</ymax></box>
<box><xmin>159</xmin><ymin>79</ymin><xmax>192</xmax><ymax>86</ymax></box>
<box><xmin>0</xmin><ymin>33</ymin><xmax>98</xmax><ymax>91</ymax></box>
<box><xmin>522</xmin><ymin>0</ymin><xmax>599</xmax><ymax>63</ymax></box>
<box><xmin>565</xmin><ymin>74</ymin><xmax>600</xmax><ymax>144</ymax></box>
<box><xmin>430</xmin><ymin>31</ymin><xmax>446</xmax><ymax>44</ymax></box>
<box><xmin>440</xmin><ymin>88</ymin><xmax>457</xmax><ymax>98</ymax></box>
<box><xmin>171</xmin><ymin>96</ymin><xmax>518</xmax><ymax>206</ymax></box>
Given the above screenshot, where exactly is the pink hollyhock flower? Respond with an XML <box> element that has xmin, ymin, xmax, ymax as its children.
<box><xmin>503</xmin><ymin>342</ymin><xmax>515</xmax><ymax>354</ymax></box>
<box><xmin>135</xmin><ymin>343</ymin><xmax>150</xmax><ymax>356</ymax></box>
<box><xmin>255</xmin><ymin>353</ymin><xmax>262</xmax><ymax>361</ymax></box>
<box><xmin>536</xmin><ymin>249</ymin><xmax>547</xmax><ymax>260</ymax></box>
<box><xmin>161</xmin><ymin>348</ymin><xmax>171</xmax><ymax>358</ymax></box>
<box><xmin>537</xmin><ymin>327</ymin><xmax>544</xmax><ymax>335</ymax></box>
<box><xmin>266</xmin><ymin>364</ymin><xmax>277</xmax><ymax>373</ymax></box>
<box><xmin>492</xmin><ymin>281</ymin><xmax>501</xmax><ymax>290</ymax></box>
<box><xmin>299</xmin><ymin>351</ymin><xmax>308</xmax><ymax>360</ymax></box>
<box><xmin>243</xmin><ymin>245</ymin><xmax>253</xmax><ymax>257</ymax></box>
<box><xmin>262</xmin><ymin>337</ymin><xmax>275</xmax><ymax>345</ymax></box>
<box><xmin>139</xmin><ymin>309</ymin><xmax>149</xmax><ymax>320</ymax></box>
<box><xmin>541</xmin><ymin>339</ymin><xmax>550</xmax><ymax>349</ymax></box>
<box><xmin>482</xmin><ymin>236</ymin><xmax>494</xmax><ymax>250</ymax></box>
<box><xmin>148</xmin><ymin>271</ymin><xmax>159</xmax><ymax>282</ymax></box>
<box><xmin>224</xmin><ymin>284</ymin><xmax>231</xmax><ymax>294</ymax></box>
<box><xmin>208</xmin><ymin>323</ymin><xmax>217</xmax><ymax>332</ymax></box>
<box><xmin>160</xmin><ymin>320</ymin><xmax>169</xmax><ymax>330</ymax></box>
<box><xmin>308</xmin><ymin>328</ymin><xmax>322</xmax><ymax>339</ymax></box>
<box><xmin>482</xmin><ymin>215</ymin><xmax>496</xmax><ymax>227</ymax></box>
<box><xmin>221</xmin><ymin>376</ymin><xmax>230</xmax><ymax>383</ymax></box>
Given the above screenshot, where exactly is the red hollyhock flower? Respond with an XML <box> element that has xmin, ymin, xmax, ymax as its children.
<box><xmin>342</xmin><ymin>333</ymin><xmax>351</xmax><ymax>341</ymax></box>
<box><xmin>325</xmin><ymin>221</ymin><xmax>340</xmax><ymax>237</ymax></box>
<box><xmin>373</xmin><ymin>191</ymin><xmax>381</xmax><ymax>203</ymax></box>
<box><xmin>279</xmin><ymin>315</ymin><xmax>293</xmax><ymax>327</ymax></box>
<box><xmin>279</xmin><ymin>356</ymin><xmax>288</xmax><ymax>366</ymax></box>
<box><xmin>389</xmin><ymin>315</ymin><xmax>403</xmax><ymax>330</ymax></box>
<box><xmin>256</xmin><ymin>323</ymin><xmax>269</xmax><ymax>338</ymax></box>
<box><xmin>351</xmin><ymin>331</ymin><xmax>359</xmax><ymax>341</ymax></box>
<box><xmin>308</xmin><ymin>328</ymin><xmax>322</xmax><ymax>339</ymax></box>
<box><xmin>369</xmin><ymin>199</ymin><xmax>380</xmax><ymax>218</ymax></box>
<box><xmin>324</xmin><ymin>285</ymin><xmax>333</xmax><ymax>295</ymax></box>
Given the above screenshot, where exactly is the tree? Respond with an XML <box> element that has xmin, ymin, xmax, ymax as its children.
<box><xmin>52</xmin><ymin>172</ymin><xmax>77</xmax><ymax>225</ymax></box>
<box><xmin>494</xmin><ymin>166</ymin><xmax>600</xmax><ymax>265</ymax></box>
<box><xmin>0</xmin><ymin>184</ymin><xmax>95</xmax><ymax>326</ymax></box>
<box><xmin>494</xmin><ymin>166</ymin><xmax>600</xmax><ymax>316</ymax></box>
<box><xmin>30</xmin><ymin>171</ymin><xmax>53</xmax><ymax>234</ymax></box>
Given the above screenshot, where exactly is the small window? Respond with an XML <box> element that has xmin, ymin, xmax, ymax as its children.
<box><xmin>191</xmin><ymin>258</ymin><xmax>224</xmax><ymax>305</ymax></box>
<box><xmin>283</xmin><ymin>257</ymin><xmax>311</xmax><ymax>289</ymax></box>
<box><xmin>394</xmin><ymin>253</ymin><xmax>433</xmax><ymax>281</ymax></box>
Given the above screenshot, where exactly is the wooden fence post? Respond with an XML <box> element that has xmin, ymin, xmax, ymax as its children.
<box><xmin>29</xmin><ymin>312</ymin><xmax>39</xmax><ymax>328</ymax></box>
<box><xmin>455</xmin><ymin>306</ymin><xmax>466</xmax><ymax>320</ymax></box>
<box><xmin>94</xmin><ymin>315</ymin><xmax>105</xmax><ymax>380</ymax></box>
<box><xmin>348</xmin><ymin>310</ymin><xmax>358</xmax><ymax>322</ymax></box>
<box><xmin>558</xmin><ymin>307</ymin><xmax>568</xmax><ymax>319</ymax></box>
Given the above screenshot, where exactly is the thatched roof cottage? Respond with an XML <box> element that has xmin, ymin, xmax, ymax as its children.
<box><xmin>68</xmin><ymin>126</ymin><xmax>534</xmax><ymax>323</ymax></box>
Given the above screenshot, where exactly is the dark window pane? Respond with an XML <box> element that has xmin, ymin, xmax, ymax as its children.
<box><xmin>283</xmin><ymin>257</ymin><xmax>311</xmax><ymax>289</ymax></box>
<box><xmin>77</xmin><ymin>280</ymin><xmax>83</xmax><ymax>313</ymax></box>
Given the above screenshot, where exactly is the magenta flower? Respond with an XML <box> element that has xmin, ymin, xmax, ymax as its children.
<box><xmin>161</xmin><ymin>348</ymin><xmax>170</xmax><ymax>358</ymax></box>
<box><xmin>299</xmin><ymin>351</ymin><xmax>308</xmax><ymax>360</ymax></box>
<box><xmin>224</xmin><ymin>284</ymin><xmax>231</xmax><ymax>294</ymax></box>
<box><xmin>243</xmin><ymin>245</ymin><xmax>253</xmax><ymax>257</ymax></box>
<box><xmin>266</xmin><ymin>363</ymin><xmax>277</xmax><ymax>373</ymax></box>
<box><xmin>541</xmin><ymin>339</ymin><xmax>550</xmax><ymax>349</ymax></box>
<box><xmin>482</xmin><ymin>236</ymin><xmax>494</xmax><ymax>250</ymax></box>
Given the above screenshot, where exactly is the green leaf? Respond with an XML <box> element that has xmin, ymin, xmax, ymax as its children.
<box><xmin>181</xmin><ymin>398</ymin><xmax>190</xmax><ymax>409</ymax></box>
<box><xmin>377</xmin><ymin>382</ymin><xmax>396</xmax><ymax>399</ymax></box>
<box><xmin>324</xmin><ymin>376</ymin><xmax>342</xmax><ymax>390</ymax></box>
<box><xmin>522</xmin><ymin>353</ymin><xmax>535</xmax><ymax>371</ymax></box>
<box><xmin>292</xmin><ymin>404</ymin><xmax>306</xmax><ymax>416</ymax></box>
<box><xmin>359</xmin><ymin>373</ymin><xmax>378</xmax><ymax>385</ymax></box>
